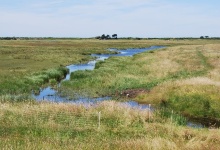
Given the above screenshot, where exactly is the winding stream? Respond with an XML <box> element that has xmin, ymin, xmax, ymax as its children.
<box><xmin>32</xmin><ymin>46</ymin><xmax>217</xmax><ymax>128</ymax></box>
<box><xmin>33</xmin><ymin>46</ymin><xmax>164</xmax><ymax>107</ymax></box>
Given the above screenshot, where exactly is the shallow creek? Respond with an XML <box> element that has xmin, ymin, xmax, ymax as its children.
<box><xmin>33</xmin><ymin>46</ymin><xmax>164</xmax><ymax>105</ymax></box>
<box><xmin>32</xmin><ymin>46</ymin><xmax>215</xmax><ymax>128</ymax></box>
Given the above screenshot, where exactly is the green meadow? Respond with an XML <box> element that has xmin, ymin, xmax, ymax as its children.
<box><xmin>0</xmin><ymin>39</ymin><xmax>220</xmax><ymax>149</ymax></box>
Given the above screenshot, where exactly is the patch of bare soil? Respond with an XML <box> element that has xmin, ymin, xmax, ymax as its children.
<box><xmin>115</xmin><ymin>89</ymin><xmax>149</xmax><ymax>98</ymax></box>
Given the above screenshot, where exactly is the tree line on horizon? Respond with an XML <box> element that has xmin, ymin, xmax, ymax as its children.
<box><xmin>1</xmin><ymin>36</ymin><xmax>220</xmax><ymax>40</ymax></box>
<box><xmin>95</xmin><ymin>34</ymin><xmax>118</xmax><ymax>40</ymax></box>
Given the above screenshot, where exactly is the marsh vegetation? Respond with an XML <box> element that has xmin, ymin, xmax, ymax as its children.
<box><xmin>0</xmin><ymin>101</ymin><xmax>220</xmax><ymax>149</ymax></box>
<box><xmin>0</xmin><ymin>39</ymin><xmax>220</xmax><ymax>149</ymax></box>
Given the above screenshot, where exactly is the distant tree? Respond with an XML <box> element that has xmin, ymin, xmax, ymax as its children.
<box><xmin>99</xmin><ymin>34</ymin><xmax>114</xmax><ymax>40</ymax></box>
<box><xmin>112</xmin><ymin>34</ymin><xmax>117</xmax><ymax>39</ymax></box>
<box><xmin>101</xmin><ymin>34</ymin><xmax>106</xmax><ymax>40</ymax></box>
<box><xmin>106</xmin><ymin>35</ymin><xmax>111</xmax><ymax>39</ymax></box>
<box><xmin>205</xmin><ymin>36</ymin><xmax>209</xmax><ymax>38</ymax></box>
<box><xmin>0</xmin><ymin>37</ymin><xmax>17</xmax><ymax>40</ymax></box>
<box><xmin>200</xmin><ymin>36</ymin><xmax>204</xmax><ymax>39</ymax></box>
<box><xmin>95</xmin><ymin>36</ymin><xmax>101</xmax><ymax>39</ymax></box>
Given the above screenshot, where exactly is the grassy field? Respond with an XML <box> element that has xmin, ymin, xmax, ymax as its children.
<box><xmin>0</xmin><ymin>39</ymin><xmax>220</xmax><ymax>149</ymax></box>
<box><xmin>0</xmin><ymin>101</ymin><xmax>220</xmax><ymax>149</ymax></box>
<box><xmin>60</xmin><ymin>40</ymin><xmax>220</xmax><ymax>120</ymax></box>
<box><xmin>0</xmin><ymin>39</ymin><xmax>211</xmax><ymax>97</ymax></box>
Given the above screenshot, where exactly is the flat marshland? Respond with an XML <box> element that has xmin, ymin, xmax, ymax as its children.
<box><xmin>0</xmin><ymin>39</ymin><xmax>220</xmax><ymax>149</ymax></box>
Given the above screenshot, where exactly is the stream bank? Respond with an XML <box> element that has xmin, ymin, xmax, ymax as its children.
<box><xmin>33</xmin><ymin>46</ymin><xmax>164</xmax><ymax>104</ymax></box>
<box><xmin>32</xmin><ymin>46</ymin><xmax>219</xmax><ymax>128</ymax></box>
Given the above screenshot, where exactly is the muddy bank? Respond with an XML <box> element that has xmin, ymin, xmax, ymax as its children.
<box><xmin>114</xmin><ymin>89</ymin><xmax>150</xmax><ymax>98</ymax></box>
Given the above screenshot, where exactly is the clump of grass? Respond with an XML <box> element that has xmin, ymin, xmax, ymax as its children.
<box><xmin>157</xmin><ymin>108</ymin><xmax>187</xmax><ymax>126</ymax></box>
<box><xmin>94</xmin><ymin>60</ymin><xmax>105</xmax><ymax>69</ymax></box>
<box><xmin>167</xmin><ymin>94</ymin><xmax>218</xmax><ymax>118</ymax></box>
<box><xmin>0</xmin><ymin>66</ymin><xmax>68</xmax><ymax>102</ymax></box>
<box><xmin>49</xmin><ymin>78</ymin><xmax>57</xmax><ymax>86</ymax></box>
<box><xmin>27</xmin><ymin>66</ymin><xmax>69</xmax><ymax>85</ymax></box>
<box><xmin>70</xmin><ymin>70</ymin><xmax>92</xmax><ymax>79</ymax></box>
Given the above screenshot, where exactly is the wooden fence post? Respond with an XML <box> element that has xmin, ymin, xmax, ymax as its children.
<box><xmin>148</xmin><ymin>104</ymin><xmax>151</xmax><ymax>122</ymax></box>
<box><xmin>98</xmin><ymin>112</ymin><xmax>101</xmax><ymax>129</ymax></box>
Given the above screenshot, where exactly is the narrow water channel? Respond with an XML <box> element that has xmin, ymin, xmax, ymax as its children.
<box><xmin>33</xmin><ymin>46</ymin><xmax>164</xmax><ymax>106</ymax></box>
<box><xmin>32</xmin><ymin>46</ymin><xmax>216</xmax><ymax>128</ymax></box>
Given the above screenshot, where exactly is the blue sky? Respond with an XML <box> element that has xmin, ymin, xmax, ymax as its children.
<box><xmin>0</xmin><ymin>0</ymin><xmax>219</xmax><ymax>37</ymax></box>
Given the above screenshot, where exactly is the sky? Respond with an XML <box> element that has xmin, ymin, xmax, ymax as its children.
<box><xmin>0</xmin><ymin>0</ymin><xmax>220</xmax><ymax>38</ymax></box>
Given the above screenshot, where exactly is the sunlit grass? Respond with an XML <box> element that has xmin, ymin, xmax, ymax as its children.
<box><xmin>60</xmin><ymin>41</ymin><xmax>220</xmax><ymax>120</ymax></box>
<box><xmin>1</xmin><ymin>39</ymin><xmax>220</xmax><ymax>148</ymax></box>
<box><xmin>0</xmin><ymin>101</ymin><xmax>219</xmax><ymax>149</ymax></box>
<box><xmin>0</xmin><ymin>39</ymin><xmax>219</xmax><ymax>96</ymax></box>
<box><xmin>64</xmin><ymin>44</ymin><xmax>211</xmax><ymax>95</ymax></box>
<box><xmin>0</xmin><ymin>39</ymin><xmax>174</xmax><ymax>96</ymax></box>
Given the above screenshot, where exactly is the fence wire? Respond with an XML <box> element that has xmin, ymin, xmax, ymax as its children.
<box><xmin>1</xmin><ymin>110</ymin><xmax>101</xmax><ymax>130</ymax></box>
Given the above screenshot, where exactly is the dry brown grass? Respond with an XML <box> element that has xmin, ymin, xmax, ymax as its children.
<box><xmin>136</xmin><ymin>43</ymin><xmax>220</xmax><ymax>106</ymax></box>
<box><xmin>204</xmin><ymin>44</ymin><xmax>220</xmax><ymax>81</ymax></box>
<box><xmin>0</xmin><ymin>101</ymin><xmax>220</xmax><ymax>149</ymax></box>
<box><xmin>147</xmin><ymin>49</ymin><xmax>181</xmax><ymax>78</ymax></box>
